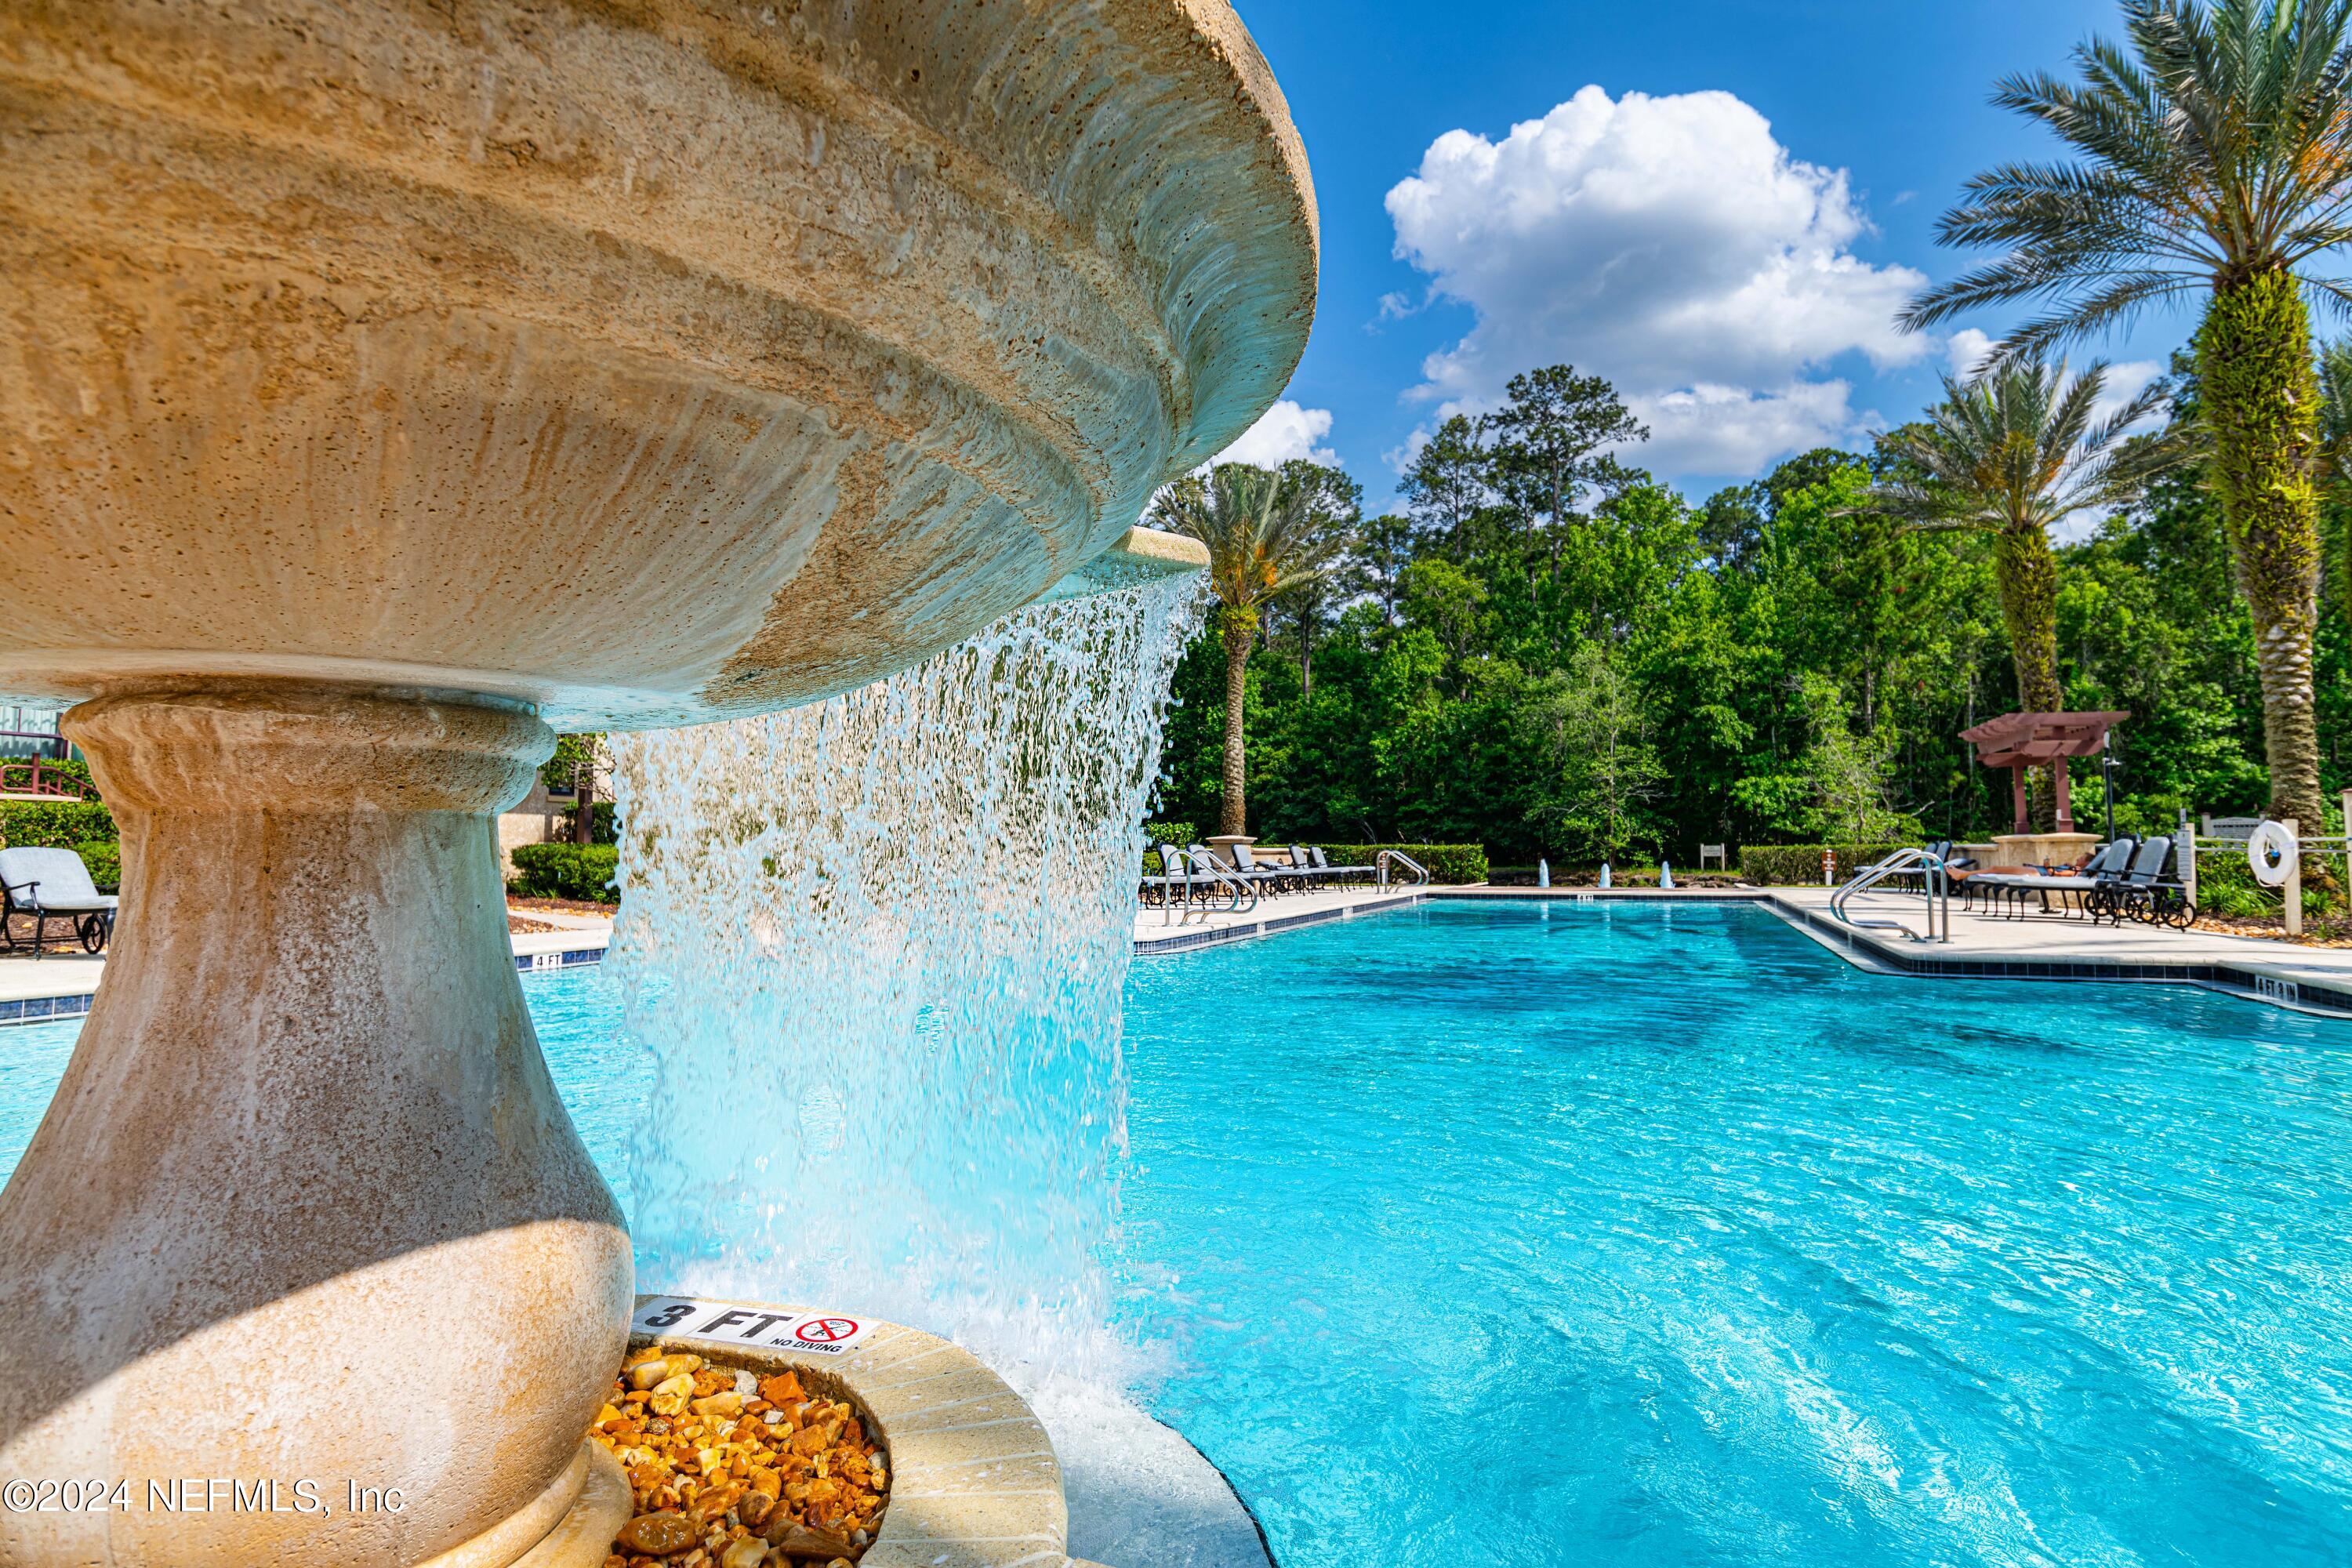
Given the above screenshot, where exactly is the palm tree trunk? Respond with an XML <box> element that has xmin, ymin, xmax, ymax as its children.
<box><xmin>1219</xmin><ymin>604</ymin><xmax>1257</xmax><ymax>837</ymax></box>
<box><xmin>2200</xmin><ymin>269</ymin><xmax>2326</xmax><ymax>829</ymax></box>
<box><xmin>1994</xmin><ymin>523</ymin><xmax>2063</xmax><ymax>831</ymax></box>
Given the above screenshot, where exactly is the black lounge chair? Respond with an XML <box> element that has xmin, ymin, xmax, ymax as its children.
<box><xmin>1965</xmin><ymin>837</ymin><xmax>2137</xmax><ymax>921</ymax></box>
<box><xmin>0</xmin><ymin>846</ymin><xmax>118</xmax><ymax>957</ymax></box>
<box><xmin>2088</xmin><ymin>834</ymin><xmax>2194</xmax><ymax>929</ymax></box>
<box><xmin>1140</xmin><ymin>843</ymin><xmax>1189</xmax><ymax>919</ymax></box>
<box><xmin>1229</xmin><ymin>841</ymin><xmax>1299</xmax><ymax>895</ymax></box>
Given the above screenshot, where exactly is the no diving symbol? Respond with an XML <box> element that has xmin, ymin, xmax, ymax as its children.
<box><xmin>797</xmin><ymin>1316</ymin><xmax>859</xmax><ymax>1345</ymax></box>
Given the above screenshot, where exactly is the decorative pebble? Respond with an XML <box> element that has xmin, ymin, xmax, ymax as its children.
<box><xmin>615</xmin><ymin>1511</ymin><xmax>698</xmax><ymax>1555</ymax></box>
<box><xmin>591</xmin><ymin>1356</ymin><xmax>887</xmax><ymax>1567</ymax></box>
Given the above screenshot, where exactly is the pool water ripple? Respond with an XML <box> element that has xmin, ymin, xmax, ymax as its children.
<box><xmin>1112</xmin><ymin>901</ymin><xmax>2352</xmax><ymax>1567</ymax></box>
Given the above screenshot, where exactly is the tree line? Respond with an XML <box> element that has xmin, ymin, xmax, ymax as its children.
<box><xmin>1152</xmin><ymin>0</ymin><xmax>2352</xmax><ymax>868</ymax></box>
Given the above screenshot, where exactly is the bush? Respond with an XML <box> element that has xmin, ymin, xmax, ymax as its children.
<box><xmin>0</xmin><ymin>800</ymin><xmax>117</xmax><ymax>849</ymax></box>
<box><xmin>1143</xmin><ymin>821</ymin><xmax>1197</xmax><ymax>848</ymax></box>
<box><xmin>74</xmin><ymin>840</ymin><xmax>120</xmax><ymax>893</ymax></box>
<box><xmin>1737</xmin><ymin>844</ymin><xmax>1910</xmax><ymax>885</ymax></box>
<box><xmin>1311</xmin><ymin>842</ymin><xmax>1489</xmax><ymax>885</ymax></box>
<box><xmin>509</xmin><ymin>843</ymin><xmax>619</xmax><ymax>903</ymax></box>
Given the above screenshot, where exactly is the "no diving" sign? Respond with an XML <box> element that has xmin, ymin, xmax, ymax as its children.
<box><xmin>631</xmin><ymin>1296</ymin><xmax>878</xmax><ymax>1358</ymax></box>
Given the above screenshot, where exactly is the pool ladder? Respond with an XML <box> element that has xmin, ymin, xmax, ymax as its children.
<box><xmin>1831</xmin><ymin>848</ymin><xmax>1952</xmax><ymax>943</ymax></box>
<box><xmin>1376</xmin><ymin>849</ymin><xmax>1430</xmax><ymax>892</ymax></box>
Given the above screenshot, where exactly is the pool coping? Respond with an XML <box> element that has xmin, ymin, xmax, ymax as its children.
<box><xmin>1427</xmin><ymin>888</ymin><xmax>2352</xmax><ymax>1020</ymax></box>
<box><xmin>1132</xmin><ymin>890</ymin><xmax>1432</xmax><ymax>955</ymax></box>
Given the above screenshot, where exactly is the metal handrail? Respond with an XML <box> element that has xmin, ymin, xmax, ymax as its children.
<box><xmin>1830</xmin><ymin>848</ymin><xmax>1951</xmax><ymax>943</ymax></box>
<box><xmin>1376</xmin><ymin>849</ymin><xmax>1430</xmax><ymax>892</ymax></box>
<box><xmin>1180</xmin><ymin>849</ymin><xmax>1258</xmax><ymax>920</ymax></box>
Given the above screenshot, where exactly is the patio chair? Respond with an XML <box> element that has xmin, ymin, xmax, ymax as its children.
<box><xmin>2087</xmin><ymin>834</ymin><xmax>2194</xmax><ymax>929</ymax></box>
<box><xmin>1290</xmin><ymin>844</ymin><xmax>1344</xmax><ymax>890</ymax></box>
<box><xmin>1229</xmin><ymin>841</ymin><xmax>1298</xmax><ymax>895</ymax></box>
<box><xmin>1311</xmin><ymin>846</ymin><xmax>1374</xmax><ymax>885</ymax></box>
<box><xmin>1140</xmin><ymin>844</ymin><xmax>1189</xmax><ymax>922</ymax></box>
<box><xmin>1965</xmin><ymin>837</ymin><xmax>2136</xmax><ymax>921</ymax></box>
<box><xmin>0</xmin><ymin>845</ymin><xmax>118</xmax><ymax>958</ymax></box>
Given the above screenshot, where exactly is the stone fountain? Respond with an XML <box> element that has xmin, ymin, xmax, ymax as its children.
<box><xmin>0</xmin><ymin>3</ymin><xmax>1313</xmax><ymax>1563</ymax></box>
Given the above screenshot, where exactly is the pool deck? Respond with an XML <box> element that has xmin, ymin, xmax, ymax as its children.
<box><xmin>0</xmin><ymin>911</ymin><xmax>614</xmax><ymax>1026</ymax></box>
<box><xmin>1439</xmin><ymin>885</ymin><xmax>2352</xmax><ymax>1018</ymax></box>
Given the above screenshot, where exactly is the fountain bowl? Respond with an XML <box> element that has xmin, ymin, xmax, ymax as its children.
<box><xmin>0</xmin><ymin>0</ymin><xmax>1312</xmax><ymax>729</ymax></box>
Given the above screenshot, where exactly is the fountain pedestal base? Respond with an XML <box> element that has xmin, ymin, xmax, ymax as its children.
<box><xmin>0</xmin><ymin>684</ymin><xmax>633</xmax><ymax>1566</ymax></box>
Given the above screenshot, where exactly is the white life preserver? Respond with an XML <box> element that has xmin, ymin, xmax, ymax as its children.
<box><xmin>2246</xmin><ymin>818</ymin><xmax>2298</xmax><ymax>887</ymax></box>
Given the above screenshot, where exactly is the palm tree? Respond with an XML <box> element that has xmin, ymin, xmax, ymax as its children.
<box><xmin>1901</xmin><ymin>0</ymin><xmax>2352</xmax><ymax>832</ymax></box>
<box><xmin>1867</xmin><ymin>359</ymin><xmax>2187</xmax><ymax>824</ymax></box>
<box><xmin>1154</xmin><ymin>463</ymin><xmax>1342</xmax><ymax>837</ymax></box>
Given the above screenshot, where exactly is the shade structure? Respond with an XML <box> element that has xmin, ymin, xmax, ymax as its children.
<box><xmin>1960</xmin><ymin>710</ymin><xmax>2130</xmax><ymax>835</ymax></box>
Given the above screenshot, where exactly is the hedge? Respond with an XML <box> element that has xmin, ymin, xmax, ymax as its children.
<box><xmin>1142</xmin><ymin>822</ymin><xmax>1197</xmax><ymax>848</ymax></box>
<box><xmin>0</xmin><ymin>800</ymin><xmax>117</xmax><ymax>849</ymax></box>
<box><xmin>74</xmin><ymin>840</ymin><xmax>120</xmax><ymax>894</ymax></box>
<box><xmin>509</xmin><ymin>843</ymin><xmax>619</xmax><ymax>903</ymax></box>
<box><xmin>1311</xmin><ymin>842</ymin><xmax>1489</xmax><ymax>885</ymax></box>
<box><xmin>1738</xmin><ymin>844</ymin><xmax>1909</xmax><ymax>885</ymax></box>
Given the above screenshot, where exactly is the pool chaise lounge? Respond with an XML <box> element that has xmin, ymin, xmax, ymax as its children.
<box><xmin>0</xmin><ymin>847</ymin><xmax>116</xmax><ymax>957</ymax></box>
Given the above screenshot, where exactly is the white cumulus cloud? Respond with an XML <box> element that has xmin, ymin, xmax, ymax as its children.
<box><xmin>1385</xmin><ymin>85</ymin><xmax>1932</xmax><ymax>481</ymax></box>
<box><xmin>1207</xmin><ymin>398</ymin><xmax>1341</xmax><ymax>471</ymax></box>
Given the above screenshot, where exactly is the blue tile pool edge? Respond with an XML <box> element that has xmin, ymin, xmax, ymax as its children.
<box><xmin>1136</xmin><ymin>887</ymin><xmax>2352</xmax><ymax>1021</ymax></box>
<box><xmin>0</xmin><ymin>944</ymin><xmax>608</xmax><ymax>1029</ymax></box>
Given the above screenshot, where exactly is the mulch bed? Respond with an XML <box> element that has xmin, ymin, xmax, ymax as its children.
<box><xmin>2192</xmin><ymin>913</ymin><xmax>2352</xmax><ymax>948</ymax></box>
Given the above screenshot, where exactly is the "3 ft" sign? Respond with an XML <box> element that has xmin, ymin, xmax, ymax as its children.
<box><xmin>630</xmin><ymin>1296</ymin><xmax>877</xmax><ymax>1357</ymax></box>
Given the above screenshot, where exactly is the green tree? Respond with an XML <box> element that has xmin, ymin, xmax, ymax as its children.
<box><xmin>1486</xmin><ymin>365</ymin><xmax>1648</xmax><ymax>575</ymax></box>
<box><xmin>1153</xmin><ymin>463</ymin><xmax>1342</xmax><ymax>836</ymax></box>
<box><xmin>1865</xmin><ymin>359</ymin><xmax>2185</xmax><ymax>822</ymax></box>
<box><xmin>1902</xmin><ymin>0</ymin><xmax>2352</xmax><ymax>829</ymax></box>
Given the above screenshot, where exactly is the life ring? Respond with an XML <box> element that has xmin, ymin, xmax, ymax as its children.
<box><xmin>2246</xmin><ymin>819</ymin><xmax>2298</xmax><ymax>887</ymax></box>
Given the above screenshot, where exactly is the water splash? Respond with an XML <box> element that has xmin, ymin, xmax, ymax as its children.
<box><xmin>604</xmin><ymin>576</ymin><xmax>1201</xmax><ymax>1388</ymax></box>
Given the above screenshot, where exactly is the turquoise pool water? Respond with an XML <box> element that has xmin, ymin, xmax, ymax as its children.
<box><xmin>2</xmin><ymin>900</ymin><xmax>2347</xmax><ymax>1566</ymax></box>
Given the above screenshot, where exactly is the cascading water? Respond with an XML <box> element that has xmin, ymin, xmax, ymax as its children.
<box><xmin>604</xmin><ymin>574</ymin><xmax>1200</xmax><ymax>1392</ymax></box>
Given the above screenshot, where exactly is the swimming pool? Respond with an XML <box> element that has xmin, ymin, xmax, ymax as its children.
<box><xmin>1</xmin><ymin>899</ymin><xmax>2346</xmax><ymax>1565</ymax></box>
<box><xmin>1116</xmin><ymin>901</ymin><xmax>2352</xmax><ymax>1567</ymax></box>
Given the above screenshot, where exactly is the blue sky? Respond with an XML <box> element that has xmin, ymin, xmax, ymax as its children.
<box><xmin>1220</xmin><ymin>0</ymin><xmax>2198</xmax><ymax>511</ymax></box>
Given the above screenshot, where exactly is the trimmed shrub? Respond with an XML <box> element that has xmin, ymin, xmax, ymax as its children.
<box><xmin>1311</xmin><ymin>842</ymin><xmax>1489</xmax><ymax>885</ymax></box>
<box><xmin>509</xmin><ymin>842</ymin><xmax>619</xmax><ymax>903</ymax></box>
<box><xmin>0</xmin><ymin>800</ymin><xmax>117</xmax><ymax>850</ymax></box>
<box><xmin>74</xmin><ymin>840</ymin><xmax>120</xmax><ymax>894</ymax></box>
<box><xmin>1143</xmin><ymin>821</ymin><xmax>1197</xmax><ymax>848</ymax></box>
<box><xmin>0</xmin><ymin>757</ymin><xmax>98</xmax><ymax>800</ymax></box>
<box><xmin>1738</xmin><ymin>844</ymin><xmax>1910</xmax><ymax>885</ymax></box>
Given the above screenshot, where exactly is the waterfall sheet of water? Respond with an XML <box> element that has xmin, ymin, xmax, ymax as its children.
<box><xmin>604</xmin><ymin>576</ymin><xmax>1200</xmax><ymax>1394</ymax></box>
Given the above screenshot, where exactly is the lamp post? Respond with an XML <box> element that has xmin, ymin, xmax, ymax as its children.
<box><xmin>2101</xmin><ymin>750</ymin><xmax>2119</xmax><ymax>844</ymax></box>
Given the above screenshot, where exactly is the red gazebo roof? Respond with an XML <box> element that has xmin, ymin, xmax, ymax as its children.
<box><xmin>1959</xmin><ymin>710</ymin><xmax>2129</xmax><ymax>770</ymax></box>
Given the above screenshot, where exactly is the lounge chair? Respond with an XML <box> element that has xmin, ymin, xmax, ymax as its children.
<box><xmin>0</xmin><ymin>845</ymin><xmax>118</xmax><ymax>957</ymax></box>
<box><xmin>1140</xmin><ymin>843</ymin><xmax>1189</xmax><ymax>921</ymax></box>
<box><xmin>1229</xmin><ymin>842</ymin><xmax>1298</xmax><ymax>896</ymax></box>
<box><xmin>2088</xmin><ymin>834</ymin><xmax>2194</xmax><ymax>928</ymax></box>
<box><xmin>1290</xmin><ymin>845</ymin><xmax>1345</xmax><ymax>891</ymax></box>
<box><xmin>1965</xmin><ymin>837</ymin><xmax>2136</xmax><ymax>921</ymax></box>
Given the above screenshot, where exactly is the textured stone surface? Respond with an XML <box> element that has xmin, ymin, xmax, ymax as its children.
<box><xmin>0</xmin><ymin>686</ymin><xmax>635</xmax><ymax>1566</ymax></box>
<box><xmin>0</xmin><ymin>0</ymin><xmax>1314</xmax><ymax>730</ymax></box>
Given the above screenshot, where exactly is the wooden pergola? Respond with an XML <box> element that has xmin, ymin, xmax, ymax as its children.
<box><xmin>1958</xmin><ymin>710</ymin><xmax>2129</xmax><ymax>836</ymax></box>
